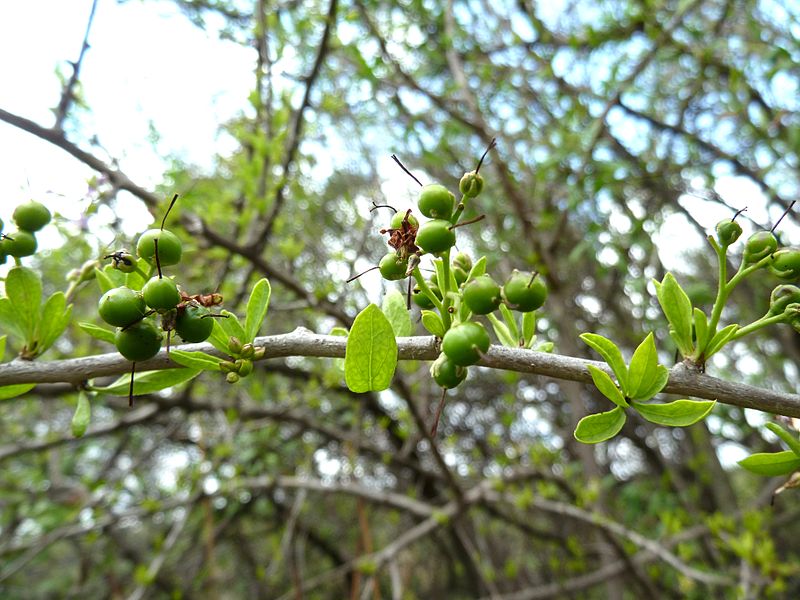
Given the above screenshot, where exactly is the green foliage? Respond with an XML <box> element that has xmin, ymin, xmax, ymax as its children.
<box><xmin>344</xmin><ymin>304</ymin><xmax>398</xmax><ymax>392</ymax></box>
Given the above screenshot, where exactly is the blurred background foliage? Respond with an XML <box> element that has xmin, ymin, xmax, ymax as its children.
<box><xmin>2</xmin><ymin>0</ymin><xmax>800</xmax><ymax>597</ymax></box>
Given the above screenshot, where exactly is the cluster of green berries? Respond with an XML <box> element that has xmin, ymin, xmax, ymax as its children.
<box><xmin>374</xmin><ymin>164</ymin><xmax>548</xmax><ymax>392</ymax></box>
<box><xmin>715</xmin><ymin>217</ymin><xmax>800</xmax><ymax>331</ymax></box>
<box><xmin>98</xmin><ymin>221</ymin><xmax>218</xmax><ymax>362</ymax></box>
<box><xmin>0</xmin><ymin>201</ymin><xmax>52</xmax><ymax>263</ymax></box>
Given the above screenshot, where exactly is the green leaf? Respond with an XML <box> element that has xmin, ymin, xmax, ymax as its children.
<box><xmin>0</xmin><ymin>298</ymin><xmax>26</xmax><ymax>344</ymax></box>
<box><xmin>574</xmin><ymin>406</ymin><xmax>626</xmax><ymax>444</ymax></box>
<box><xmin>214</xmin><ymin>310</ymin><xmax>247</xmax><ymax>347</ymax></box>
<box><xmin>36</xmin><ymin>292</ymin><xmax>72</xmax><ymax>355</ymax></box>
<box><xmin>94</xmin><ymin>267</ymin><xmax>116</xmax><ymax>294</ymax></box>
<box><xmin>465</xmin><ymin>256</ymin><xmax>487</xmax><ymax>282</ymax></box>
<box><xmin>765</xmin><ymin>422</ymin><xmax>800</xmax><ymax>456</ymax></box>
<box><xmin>382</xmin><ymin>290</ymin><xmax>413</xmax><ymax>337</ymax></box>
<box><xmin>125</xmin><ymin>258</ymin><xmax>148</xmax><ymax>290</ymax></box>
<box><xmin>738</xmin><ymin>450</ymin><xmax>800</xmax><ymax>476</ymax></box>
<box><xmin>169</xmin><ymin>349</ymin><xmax>222</xmax><ymax>371</ymax></box>
<box><xmin>344</xmin><ymin>304</ymin><xmax>398</xmax><ymax>393</ymax></box>
<box><xmin>71</xmin><ymin>391</ymin><xmax>91</xmax><ymax>437</ymax></box>
<box><xmin>586</xmin><ymin>364</ymin><xmax>627</xmax><ymax>408</ymax></box>
<box><xmin>5</xmin><ymin>266</ymin><xmax>42</xmax><ymax>342</ymax></box>
<box><xmin>487</xmin><ymin>314</ymin><xmax>516</xmax><ymax>347</ymax></box>
<box><xmin>91</xmin><ymin>368</ymin><xmax>201</xmax><ymax>396</ymax></box>
<box><xmin>0</xmin><ymin>384</ymin><xmax>35</xmax><ymax>400</ymax></box>
<box><xmin>704</xmin><ymin>324</ymin><xmax>739</xmax><ymax>358</ymax></box>
<box><xmin>499</xmin><ymin>304</ymin><xmax>520</xmax><ymax>341</ymax></box>
<box><xmin>693</xmin><ymin>308</ymin><xmax>709</xmax><ymax>351</ymax></box>
<box><xmin>630</xmin><ymin>365</ymin><xmax>669</xmax><ymax>401</ymax></box>
<box><xmin>0</xmin><ymin>335</ymin><xmax>5</xmax><ymax>361</ymax></box>
<box><xmin>626</xmin><ymin>333</ymin><xmax>660</xmax><ymax>399</ymax></box>
<box><xmin>631</xmin><ymin>399</ymin><xmax>715</xmax><ymax>426</ymax></box>
<box><xmin>654</xmin><ymin>273</ymin><xmax>694</xmax><ymax>356</ymax></box>
<box><xmin>78</xmin><ymin>322</ymin><xmax>117</xmax><ymax>345</ymax></box>
<box><xmin>579</xmin><ymin>333</ymin><xmax>628</xmax><ymax>391</ymax></box>
<box><xmin>421</xmin><ymin>310</ymin><xmax>446</xmax><ymax>338</ymax></box>
<box><xmin>208</xmin><ymin>319</ymin><xmax>233</xmax><ymax>354</ymax></box>
<box><xmin>522</xmin><ymin>311</ymin><xmax>536</xmax><ymax>348</ymax></box>
<box><xmin>244</xmin><ymin>278</ymin><xmax>271</xmax><ymax>343</ymax></box>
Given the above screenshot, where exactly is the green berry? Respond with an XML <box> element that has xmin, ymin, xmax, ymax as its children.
<box><xmin>390</xmin><ymin>211</ymin><xmax>419</xmax><ymax>230</ymax></box>
<box><xmin>136</xmin><ymin>229</ymin><xmax>183</xmax><ymax>266</ymax></box>
<box><xmin>115</xmin><ymin>320</ymin><xmax>162</xmax><ymax>361</ymax></box>
<box><xmin>379</xmin><ymin>253</ymin><xmax>409</xmax><ymax>281</ymax></box>
<box><xmin>768</xmin><ymin>248</ymin><xmax>800</xmax><ymax>281</ymax></box>
<box><xmin>3</xmin><ymin>230</ymin><xmax>37</xmax><ymax>257</ymax></box>
<box><xmin>769</xmin><ymin>285</ymin><xmax>800</xmax><ymax>316</ymax></box>
<box><xmin>502</xmin><ymin>270</ymin><xmax>548</xmax><ymax>312</ymax></box>
<box><xmin>98</xmin><ymin>287</ymin><xmax>147</xmax><ymax>327</ymax></box>
<box><xmin>715</xmin><ymin>219</ymin><xmax>743</xmax><ymax>246</ymax></box>
<box><xmin>743</xmin><ymin>231</ymin><xmax>778</xmax><ymax>264</ymax></box>
<box><xmin>441</xmin><ymin>321</ymin><xmax>490</xmax><ymax>366</ymax></box>
<box><xmin>175</xmin><ymin>305</ymin><xmax>214</xmax><ymax>342</ymax></box>
<box><xmin>416</xmin><ymin>219</ymin><xmax>456</xmax><ymax>254</ymax></box>
<box><xmin>459</xmin><ymin>171</ymin><xmax>484</xmax><ymax>198</ymax></box>
<box><xmin>142</xmin><ymin>277</ymin><xmax>181</xmax><ymax>310</ymax></box>
<box><xmin>13</xmin><ymin>201</ymin><xmax>51</xmax><ymax>232</ymax></box>
<box><xmin>430</xmin><ymin>353</ymin><xmax>468</xmax><ymax>388</ymax></box>
<box><xmin>418</xmin><ymin>184</ymin><xmax>455</xmax><ymax>219</ymax></box>
<box><xmin>463</xmin><ymin>274</ymin><xmax>502</xmax><ymax>315</ymax></box>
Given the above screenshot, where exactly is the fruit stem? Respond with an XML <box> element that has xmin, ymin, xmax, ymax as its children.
<box><xmin>772</xmin><ymin>200</ymin><xmax>796</xmax><ymax>233</ymax></box>
<box><xmin>346</xmin><ymin>265</ymin><xmax>380</xmax><ymax>283</ymax></box>
<box><xmin>154</xmin><ymin>239</ymin><xmax>163</xmax><ymax>279</ymax></box>
<box><xmin>390</xmin><ymin>154</ymin><xmax>422</xmax><ymax>187</ymax></box>
<box><xmin>161</xmin><ymin>194</ymin><xmax>179</xmax><ymax>230</ymax></box>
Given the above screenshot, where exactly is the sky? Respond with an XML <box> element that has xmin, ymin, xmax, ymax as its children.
<box><xmin>0</xmin><ymin>0</ymin><xmax>253</xmax><ymax>238</ymax></box>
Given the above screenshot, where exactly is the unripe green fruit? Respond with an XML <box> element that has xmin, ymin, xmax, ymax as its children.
<box><xmin>390</xmin><ymin>211</ymin><xmax>419</xmax><ymax>230</ymax></box>
<box><xmin>13</xmin><ymin>201</ymin><xmax>51</xmax><ymax>232</ymax></box>
<box><xmin>379</xmin><ymin>253</ymin><xmax>409</xmax><ymax>281</ymax></box>
<box><xmin>136</xmin><ymin>229</ymin><xmax>183</xmax><ymax>266</ymax></box>
<box><xmin>715</xmin><ymin>219</ymin><xmax>742</xmax><ymax>246</ymax></box>
<box><xmin>416</xmin><ymin>219</ymin><xmax>456</xmax><ymax>254</ymax></box>
<box><xmin>502</xmin><ymin>271</ymin><xmax>548</xmax><ymax>312</ymax></box>
<box><xmin>175</xmin><ymin>305</ymin><xmax>214</xmax><ymax>342</ymax></box>
<box><xmin>114</xmin><ymin>252</ymin><xmax>138</xmax><ymax>273</ymax></box>
<box><xmin>143</xmin><ymin>277</ymin><xmax>181</xmax><ymax>310</ymax></box>
<box><xmin>3</xmin><ymin>230</ymin><xmax>37</xmax><ymax>257</ymax></box>
<box><xmin>769</xmin><ymin>285</ymin><xmax>800</xmax><ymax>317</ymax></box>
<box><xmin>452</xmin><ymin>252</ymin><xmax>472</xmax><ymax>273</ymax></box>
<box><xmin>418</xmin><ymin>184</ymin><xmax>455</xmax><ymax>219</ymax></box>
<box><xmin>98</xmin><ymin>287</ymin><xmax>147</xmax><ymax>327</ymax></box>
<box><xmin>768</xmin><ymin>248</ymin><xmax>800</xmax><ymax>281</ymax></box>
<box><xmin>412</xmin><ymin>284</ymin><xmax>439</xmax><ymax>309</ymax></box>
<box><xmin>459</xmin><ymin>171</ymin><xmax>484</xmax><ymax>198</ymax></box>
<box><xmin>743</xmin><ymin>231</ymin><xmax>778</xmax><ymax>264</ymax></box>
<box><xmin>441</xmin><ymin>321</ymin><xmax>490</xmax><ymax>366</ymax></box>
<box><xmin>463</xmin><ymin>274</ymin><xmax>502</xmax><ymax>315</ymax></box>
<box><xmin>430</xmin><ymin>353</ymin><xmax>468</xmax><ymax>388</ymax></box>
<box><xmin>115</xmin><ymin>320</ymin><xmax>162</xmax><ymax>361</ymax></box>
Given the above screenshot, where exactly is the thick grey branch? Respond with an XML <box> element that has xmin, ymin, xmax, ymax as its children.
<box><xmin>1</xmin><ymin>328</ymin><xmax>799</xmax><ymax>417</ymax></box>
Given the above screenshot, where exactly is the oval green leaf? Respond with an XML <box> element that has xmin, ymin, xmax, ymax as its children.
<box><xmin>631</xmin><ymin>399</ymin><xmax>715</xmax><ymax>427</ymax></box>
<box><xmin>344</xmin><ymin>304</ymin><xmax>398</xmax><ymax>393</ymax></box>
<box><xmin>738</xmin><ymin>450</ymin><xmax>800</xmax><ymax>477</ymax></box>
<box><xmin>574</xmin><ymin>406</ymin><xmax>626</xmax><ymax>444</ymax></box>
<box><xmin>382</xmin><ymin>290</ymin><xmax>413</xmax><ymax>337</ymax></box>
<box><xmin>579</xmin><ymin>333</ymin><xmax>628</xmax><ymax>391</ymax></box>
<box><xmin>244</xmin><ymin>278</ymin><xmax>271</xmax><ymax>343</ymax></box>
<box><xmin>71</xmin><ymin>391</ymin><xmax>91</xmax><ymax>438</ymax></box>
<box><xmin>627</xmin><ymin>333</ymin><xmax>661</xmax><ymax>399</ymax></box>
<box><xmin>91</xmin><ymin>368</ymin><xmax>201</xmax><ymax>396</ymax></box>
<box><xmin>6</xmin><ymin>266</ymin><xmax>42</xmax><ymax>341</ymax></box>
<box><xmin>169</xmin><ymin>349</ymin><xmax>223</xmax><ymax>371</ymax></box>
<box><xmin>0</xmin><ymin>383</ymin><xmax>35</xmax><ymax>401</ymax></box>
<box><xmin>765</xmin><ymin>422</ymin><xmax>800</xmax><ymax>456</ymax></box>
<box><xmin>421</xmin><ymin>310</ymin><xmax>446</xmax><ymax>338</ymax></box>
<box><xmin>654</xmin><ymin>273</ymin><xmax>694</xmax><ymax>356</ymax></box>
<box><xmin>586</xmin><ymin>364</ymin><xmax>627</xmax><ymax>408</ymax></box>
<box><xmin>78</xmin><ymin>322</ymin><xmax>117</xmax><ymax>345</ymax></box>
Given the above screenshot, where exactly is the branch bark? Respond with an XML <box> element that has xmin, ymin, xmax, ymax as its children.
<box><xmin>2</xmin><ymin>327</ymin><xmax>799</xmax><ymax>417</ymax></box>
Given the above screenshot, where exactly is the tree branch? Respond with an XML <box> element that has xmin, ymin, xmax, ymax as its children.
<box><xmin>2</xmin><ymin>328</ymin><xmax>799</xmax><ymax>417</ymax></box>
